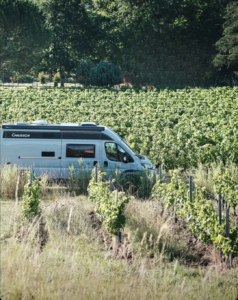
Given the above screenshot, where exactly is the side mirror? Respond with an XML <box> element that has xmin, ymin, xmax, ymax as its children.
<box><xmin>123</xmin><ymin>156</ymin><xmax>128</xmax><ymax>163</ymax></box>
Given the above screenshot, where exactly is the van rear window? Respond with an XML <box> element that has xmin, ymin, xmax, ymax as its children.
<box><xmin>66</xmin><ymin>144</ymin><xmax>95</xmax><ymax>158</ymax></box>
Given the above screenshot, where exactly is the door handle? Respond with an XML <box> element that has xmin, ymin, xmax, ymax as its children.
<box><xmin>104</xmin><ymin>161</ymin><xmax>108</xmax><ymax>167</ymax></box>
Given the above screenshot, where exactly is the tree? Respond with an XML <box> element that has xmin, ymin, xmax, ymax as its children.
<box><xmin>214</xmin><ymin>2</ymin><xmax>238</xmax><ymax>87</ymax></box>
<box><xmin>0</xmin><ymin>0</ymin><xmax>51</xmax><ymax>77</ymax></box>
<box><xmin>41</xmin><ymin>0</ymin><xmax>105</xmax><ymax>86</ymax></box>
<box><xmin>75</xmin><ymin>59</ymin><xmax>95</xmax><ymax>85</ymax></box>
<box><xmin>90</xmin><ymin>60</ymin><xmax>122</xmax><ymax>86</ymax></box>
<box><xmin>93</xmin><ymin>0</ymin><xmax>229</xmax><ymax>86</ymax></box>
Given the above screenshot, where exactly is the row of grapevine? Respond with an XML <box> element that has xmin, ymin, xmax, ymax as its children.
<box><xmin>1</xmin><ymin>86</ymin><xmax>238</xmax><ymax>169</ymax></box>
<box><xmin>152</xmin><ymin>170</ymin><xmax>238</xmax><ymax>260</ymax></box>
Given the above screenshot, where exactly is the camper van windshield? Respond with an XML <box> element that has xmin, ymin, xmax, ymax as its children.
<box><xmin>121</xmin><ymin>139</ymin><xmax>135</xmax><ymax>155</ymax></box>
<box><xmin>107</xmin><ymin>127</ymin><xmax>135</xmax><ymax>155</ymax></box>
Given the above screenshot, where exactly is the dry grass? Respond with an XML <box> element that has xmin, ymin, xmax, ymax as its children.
<box><xmin>187</xmin><ymin>163</ymin><xmax>221</xmax><ymax>196</ymax></box>
<box><xmin>0</xmin><ymin>165</ymin><xmax>26</xmax><ymax>200</ymax></box>
<box><xmin>1</xmin><ymin>198</ymin><xmax>238</xmax><ymax>300</ymax></box>
<box><xmin>125</xmin><ymin>199</ymin><xmax>220</xmax><ymax>266</ymax></box>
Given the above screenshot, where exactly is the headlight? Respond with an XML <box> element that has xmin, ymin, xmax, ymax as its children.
<box><xmin>141</xmin><ymin>163</ymin><xmax>154</xmax><ymax>170</ymax></box>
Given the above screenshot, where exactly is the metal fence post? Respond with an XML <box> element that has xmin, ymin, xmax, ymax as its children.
<box><xmin>95</xmin><ymin>164</ymin><xmax>98</xmax><ymax>183</ymax></box>
<box><xmin>225</xmin><ymin>203</ymin><xmax>232</xmax><ymax>267</ymax></box>
<box><xmin>221</xmin><ymin>148</ymin><xmax>225</xmax><ymax>165</ymax></box>
<box><xmin>159</xmin><ymin>164</ymin><xmax>162</xmax><ymax>181</ymax></box>
<box><xmin>189</xmin><ymin>176</ymin><xmax>193</xmax><ymax>203</ymax></box>
<box><xmin>29</xmin><ymin>167</ymin><xmax>33</xmax><ymax>223</ymax></box>
<box><xmin>155</xmin><ymin>169</ymin><xmax>158</xmax><ymax>182</ymax></box>
<box><xmin>225</xmin><ymin>203</ymin><xmax>229</xmax><ymax>239</ymax></box>
<box><xmin>115</xmin><ymin>190</ymin><xmax>121</xmax><ymax>244</ymax></box>
<box><xmin>30</xmin><ymin>167</ymin><xmax>33</xmax><ymax>186</ymax></box>
<box><xmin>218</xmin><ymin>194</ymin><xmax>223</xmax><ymax>259</ymax></box>
<box><xmin>115</xmin><ymin>189</ymin><xmax>118</xmax><ymax>205</ymax></box>
<box><xmin>218</xmin><ymin>194</ymin><xmax>222</xmax><ymax>227</ymax></box>
<box><xmin>109</xmin><ymin>176</ymin><xmax>113</xmax><ymax>191</ymax></box>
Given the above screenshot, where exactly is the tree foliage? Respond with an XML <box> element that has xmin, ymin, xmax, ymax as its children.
<box><xmin>93</xmin><ymin>0</ymin><xmax>230</xmax><ymax>86</ymax></box>
<box><xmin>0</xmin><ymin>0</ymin><xmax>235</xmax><ymax>86</ymax></box>
<box><xmin>0</xmin><ymin>0</ymin><xmax>51</xmax><ymax>76</ymax></box>
<box><xmin>214</xmin><ymin>2</ymin><xmax>238</xmax><ymax>76</ymax></box>
<box><xmin>75</xmin><ymin>59</ymin><xmax>95</xmax><ymax>85</ymax></box>
<box><xmin>90</xmin><ymin>61</ymin><xmax>122</xmax><ymax>86</ymax></box>
<box><xmin>41</xmin><ymin>0</ymin><xmax>105</xmax><ymax>85</ymax></box>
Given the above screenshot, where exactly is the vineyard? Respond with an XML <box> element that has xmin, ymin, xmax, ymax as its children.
<box><xmin>1</xmin><ymin>86</ymin><xmax>238</xmax><ymax>169</ymax></box>
<box><xmin>1</xmin><ymin>86</ymin><xmax>238</xmax><ymax>298</ymax></box>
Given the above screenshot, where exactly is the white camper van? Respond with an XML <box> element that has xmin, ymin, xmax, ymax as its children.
<box><xmin>0</xmin><ymin>120</ymin><xmax>154</xmax><ymax>178</ymax></box>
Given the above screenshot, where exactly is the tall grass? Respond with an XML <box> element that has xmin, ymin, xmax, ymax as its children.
<box><xmin>0</xmin><ymin>165</ymin><xmax>26</xmax><ymax>199</ymax></box>
<box><xmin>1</xmin><ymin>199</ymin><xmax>238</xmax><ymax>300</ymax></box>
<box><xmin>68</xmin><ymin>158</ymin><xmax>92</xmax><ymax>195</ymax></box>
<box><xmin>0</xmin><ymin>161</ymin><xmax>156</xmax><ymax>201</ymax></box>
<box><xmin>66</xmin><ymin>161</ymin><xmax>156</xmax><ymax>198</ymax></box>
<box><xmin>188</xmin><ymin>162</ymin><xmax>238</xmax><ymax>198</ymax></box>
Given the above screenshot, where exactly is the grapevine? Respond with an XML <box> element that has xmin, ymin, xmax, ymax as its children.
<box><xmin>153</xmin><ymin>171</ymin><xmax>238</xmax><ymax>258</ymax></box>
<box><xmin>88</xmin><ymin>170</ymin><xmax>133</xmax><ymax>235</ymax></box>
<box><xmin>2</xmin><ymin>86</ymin><xmax>238</xmax><ymax>169</ymax></box>
<box><xmin>22</xmin><ymin>172</ymin><xmax>41</xmax><ymax>221</ymax></box>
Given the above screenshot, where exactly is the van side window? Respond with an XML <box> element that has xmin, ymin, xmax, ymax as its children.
<box><xmin>66</xmin><ymin>144</ymin><xmax>95</xmax><ymax>158</ymax></box>
<box><xmin>105</xmin><ymin>143</ymin><xmax>118</xmax><ymax>161</ymax></box>
<box><xmin>42</xmin><ymin>151</ymin><xmax>55</xmax><ymax>157</ymax></box>
<box><xmin>105</xmin><ymin>143</ymin><xmax>134</xmax><ymax>162</ymax></box>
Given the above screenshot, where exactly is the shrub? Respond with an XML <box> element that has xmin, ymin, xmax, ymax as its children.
<box><xmin>18</xmin><ymin>75</ymin><xmax>34</xmax><ymax>83</ymax></box>
<box><xmin>90</xmin><ymin>61</ymin><xmax>122</xmax><ymax>86</ymax></box>
<box><xmin>38</xmin><ymin>72</ymin><xmax>50</xmax><ymax>85</ymax></box>
<box><xmin>53</xmin><ymin>72</ymin><xmax>61</xmax><ymax>83</ymax></box>
<box><xmin>75</xmin><ymin>59</ymin><xmax>94</xmax><ymax>85</ymax></box>
<box><xmin>10</xmin><ymin>76</ymin><xmax>17</xmax><ymax>83</ymax></box>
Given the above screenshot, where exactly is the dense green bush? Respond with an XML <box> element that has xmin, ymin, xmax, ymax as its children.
<box><xmin>53</xmin><ymin>72</ymin><xmax>61</xmax><ymax>83</ymax></box>
<box><xmin>75</xmin><ymin>59</ymin><xmax>94</xmax><ymax>85</ymax></box>
<box><xmin>18</xmin><ymin>75</ymin><xmax>35</xmax><ymax>83</ymax></box>
<box><xmin>38</xmin><ymin>72</ymin><xmax>50</xmax><ymax>85</ymax></box>
<box><xmin>90</xmin><ymin>61</ymin><xmax>122</xmax><ymax>86</ymax></box>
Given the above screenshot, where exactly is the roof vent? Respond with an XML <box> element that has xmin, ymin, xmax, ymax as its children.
<box><xmin>80</xmin><ymin>122</ymin><xmax>96</xmax><ymax>126</ymax></box>
<box><xmin>60</xmin><ymin>123</ymin><xmax>79</xmax><ymax>126</ymax></box>
<box><xmin>15</xmin><ymin>122</ymin><xmax>27</xmax><ymax>126</ymax></box>
<box><xmin>32</xmin><ymin>120</ymin><xmax>48</xmax><ymax>125</ymax></box>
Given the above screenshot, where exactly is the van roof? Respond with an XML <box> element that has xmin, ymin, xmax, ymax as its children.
<box><xmin>2</xmin><ymin>123</ymin><xmax>105</xmax><ymax>131</ymax></box>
